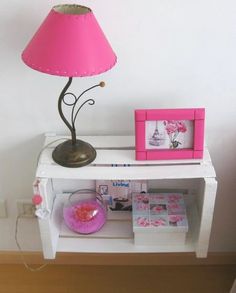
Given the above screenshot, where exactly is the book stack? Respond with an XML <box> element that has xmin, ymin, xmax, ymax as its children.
<box><xmin>96</xmin><ymin>180</ymin><xmax>147</xmax><ymax>220</ymax></box>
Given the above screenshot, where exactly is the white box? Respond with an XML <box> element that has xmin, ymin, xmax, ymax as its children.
<box><xmin>132</xmin><ymin>193</ymin><xmax>188</xmax><ymax>246</ymax></box>
<box><xmin>134</xmin><ymin>230</ymin><xmax>187</xmax><ymax>246</ymax></box>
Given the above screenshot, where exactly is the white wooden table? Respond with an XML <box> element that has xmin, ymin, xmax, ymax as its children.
<box><xmin>34</xmin><ymin>134</ymin><xmax>217</xmax><ymax>259</ymax></box>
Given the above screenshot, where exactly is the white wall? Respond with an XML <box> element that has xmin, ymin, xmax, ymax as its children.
<box><xmin>0</xmin><ymin>0</ymin><xmax>236</xmax><ymax>252</ymax></box>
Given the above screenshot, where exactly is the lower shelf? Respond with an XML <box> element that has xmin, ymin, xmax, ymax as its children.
<box><xmin>57</xmin><ymin>237</ymin><xmax>196</xmax><ymax>254</ymax></box>
<box><xmin>51</xmin><ymin>194</ymin><xmax>200</xmax><ymax>254</ymax></box>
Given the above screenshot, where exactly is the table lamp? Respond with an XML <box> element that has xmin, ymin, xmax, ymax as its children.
<box><xmin>22</xmin><ymin>4</ymin><xmax>117</xmax><ymax>167</ymax></box>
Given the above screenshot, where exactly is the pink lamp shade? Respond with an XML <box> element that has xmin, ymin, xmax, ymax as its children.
<box><xmin>22</xmin><ymin>4</ymin><xmax>117</xmax><ymax>77</ymax></box>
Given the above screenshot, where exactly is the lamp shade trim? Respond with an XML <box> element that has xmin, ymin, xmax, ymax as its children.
<box><xmin>21</xmin><ymin>55</ymin><xmax>117</xmax><ymax>77</ymax></box>
<box><xmin>22</xmin><ymin>6</ymin><xmax>117</xmax><ymax>77</ymax></box>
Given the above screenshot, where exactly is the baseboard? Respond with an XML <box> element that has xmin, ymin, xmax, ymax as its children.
<box><xmin>0</xmin><ymin>251</ymin><xmax>235</xmax><ymax>265</ymax></box>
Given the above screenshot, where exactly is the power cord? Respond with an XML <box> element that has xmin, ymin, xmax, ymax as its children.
<box><xmin>15</xmin><ymin>215</ymin><xmax>48</xmax><ymax>272</ymax></box>
<box><xmin>36</xmin><ymin>137</ymin><xmax>68</xmax><ymax>167</ymax></box>
<box><xmin>15</xmin><ymin>137</ymin><xmax>68</xmax><ymax>271</ymax></box>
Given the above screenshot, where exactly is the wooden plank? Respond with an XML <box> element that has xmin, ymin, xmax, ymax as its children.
<box><xmin>37</xmin><ymin>135</ymin><xmax>214</xmax><ymax>180</ymax></box>
<box><xmin>196</xmin><ymin>178</ymin><xmax>218</xmax><ymax>258</ymax></box>
<box><xmin>36</xmin><ymin>163</ymin><xmax>216</xmax><ymax>180</ymax></box>
<box><xmin>44</xmin><ymin>134</ymin><xmax>135</xmax><ymax>148</ymax></box>
<box><xmin>41</xmin><ymin>134</ymin><xmax>212</xmax><ymax>164</ymax></box>
<box><xmin>61</xmin><ymin>221</ymin><xmax>133</xmax><ymax>239</ymax></box>
<box><xmin>57</xmin><ymin>237</ymin><xmax>195</xmax><ymax>253</ymax></box>
<box><xmin>37</xmin><ymin>181</ymin><xmax>63</xmax><ymax>259</ymax></box>
<box><xmin>40</xmin><ymin>135</ymin><xmax>211</xmax><ymax>164</ymax></box>
<box><xmin>40</xmin><ymin>148</ymin><xmax>208</xmax><ymax>166</ymax></box>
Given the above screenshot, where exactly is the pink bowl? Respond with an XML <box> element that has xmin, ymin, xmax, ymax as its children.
<box><xmin>63</xmin><ymin>199</ymin><xmax>106</xmax><ymax>234</ymax></box>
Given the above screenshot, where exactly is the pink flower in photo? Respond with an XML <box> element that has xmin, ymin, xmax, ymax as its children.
<box><xmin>167</xmin><ymin>203</ymin><xmax>185</xmax><ymax>215</ymax></box>
<box><xmin>151</xmin><ymin>218</ymin><xmax>166</xmax><ymax>227</ymax></box>
<box><xmin>151</xmin><ymin>205</ymin><xmax>164</xmax><ymax>212</ymax></box>
<box><xmin>135</xmin><ymin>194</ymin><xmax>144</xmax><ymax>202</ymax></box>
<box><xmin>136</xmin><ymin>202</ymin><xmax>149</xmax><ymax>211</ymax></box>
<box><xmin>136</xmin><ymin>216</ymin><xmax>150</xmax><ymax>227</ymax></box>
<box><xmin>169</xmin><ymin>215</ymin><xmax>184</xmax><ymax>223</ymax></box>
<box><xmin>163</xmin><ymin>120</ymin><xmax>187</xmax><ymax>149</ymax></box>
<box><xmin>168</xmin><ymin>203</ymin><xmax>182</xmax><ymax>214</ymax></box>
<box><xmin>177</xmin><ymin>121</ymin><xmax>187</xmax><ymax>133</ymax></box>
<box><xmin>150</xmin><ymin>204</ymin><xmax>167</xmax><ymax>215</ymax></box>
<box><xmin>168</xmin><ymin>203</ymin><xmax>180</xmax><ymax>210</ymax></box>
<box><xmin>165</xmin><ymin>121</ymin><xmax>178</xmax><ymax>135</ymax></box>
<box><xmin>135</xmin><ymin>194</ymin><xmax>149</xmax><ymax>204</ymax></box>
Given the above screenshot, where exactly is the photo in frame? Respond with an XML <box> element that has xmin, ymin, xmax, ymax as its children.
<box><xmin>135</xmin><ymin>108</ymin><xmax>205</xmax><ymax>160</ymax></box>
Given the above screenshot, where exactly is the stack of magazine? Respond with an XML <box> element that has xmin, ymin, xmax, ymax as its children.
<box><xmin>96</xmin><ymin>180</ymin><xmax>147</xmax><ymax>219</ymax></box>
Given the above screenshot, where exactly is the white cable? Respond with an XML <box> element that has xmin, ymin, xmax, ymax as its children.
<box><xmin>15</xmin><ymin>215</ymin><xmax>48</xmax><ymax>272</ymax></box>
<box><xmin>36</xmin><ymin>137</ymin><xmax>68</xmax><ymax>167</ymax></box>
<box><xmin>15</xmin><ymin>137</ymin><xmax>68</xmax><ymax>271</ymax></box>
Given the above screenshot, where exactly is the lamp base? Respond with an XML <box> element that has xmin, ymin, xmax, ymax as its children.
<box><xmin>52</xmin><ymin>139</ymin><xmax>96</xmax><ymax>168</ymax></box>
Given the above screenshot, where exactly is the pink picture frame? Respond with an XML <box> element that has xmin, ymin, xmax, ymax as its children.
<box><xmin>135</xmin><ymin>108</ymin><xmax>205</xmax><ymax>160</ymax></box>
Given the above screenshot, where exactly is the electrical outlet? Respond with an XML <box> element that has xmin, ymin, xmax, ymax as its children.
<box><xmin>17</xmin><ymin>200</ymin><xmax>36</xmax><ymax>218</ymax></box>
<box><xmin>0</xmin><ymin>199</ymin><xmax>7</xmax><ymax>218</ymax></box>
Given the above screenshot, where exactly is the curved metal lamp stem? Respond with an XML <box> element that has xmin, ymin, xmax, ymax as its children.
<box><xmin>53</xmin><ymin>77</ymin><xmax>105</xmax><ymax>168</ymax></box>
<box><xmin>58</xmin><ymin>77</ymin><xmax>104</xmax><ymax>145</ymax></box>
<box><xmin>58</xmin><ymin>77</ymin><xmax>76</xmax><ymax>144</ymax></box>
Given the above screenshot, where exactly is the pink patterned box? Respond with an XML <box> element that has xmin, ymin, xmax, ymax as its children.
<box><xmin>132</xmin><ymin>193</ymin><xmax>188</xmax><ymax>246</ymax></box>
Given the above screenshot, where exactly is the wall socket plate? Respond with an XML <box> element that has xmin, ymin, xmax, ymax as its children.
<box><xmin>17</xmin><ymin>199</ymin><xmax>36</xmax><ymax>218</ymax></box>
<box><xmin>0</xmin><ymin>199</ymin><xmax>7</xmax><ymax>218</ymax></box>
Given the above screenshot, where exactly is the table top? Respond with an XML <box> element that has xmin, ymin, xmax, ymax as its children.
<box><xmin>36</xmin><ymin>134</ymin><xmax>216</xmax><ymax>180</ymax></box>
